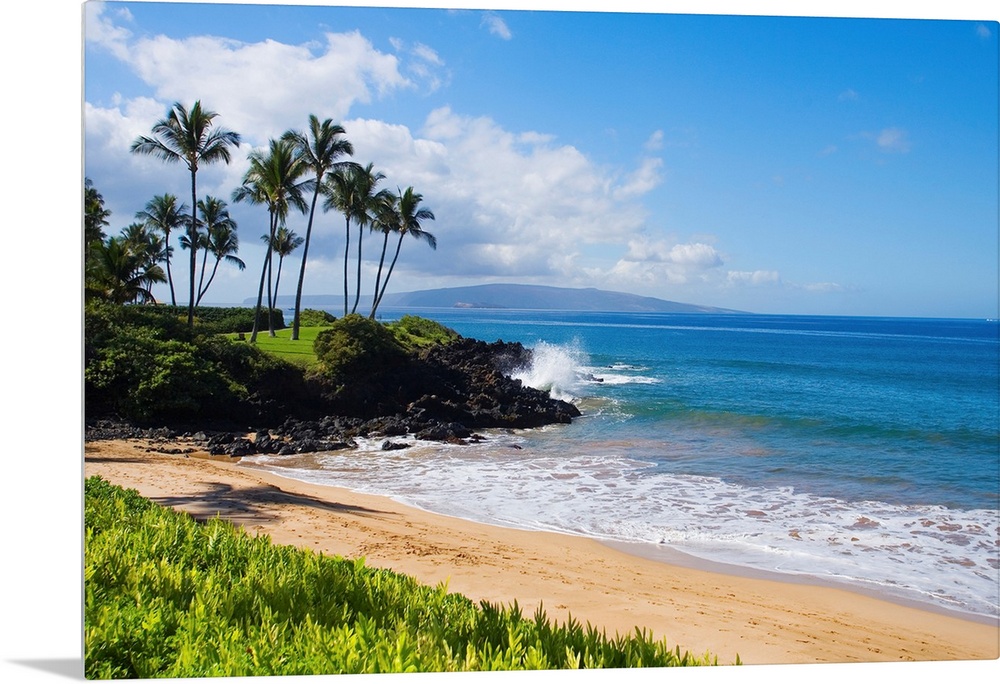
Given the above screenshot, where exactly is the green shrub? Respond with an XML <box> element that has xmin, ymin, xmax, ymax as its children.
<box><xmin>298</xmin><ymin>308</ymin><xmax>337</xmax><ymax>327</ymax></box>
<box><xmin>86</xmin><ymin>327</ymin><xmax>236</xmax><ymax>421</ymax></box>
<box><xmin>84</xmin><ymin>301</ymin><xmax>304</xmax><ymax>423</ymax></box>
<box><xmin>84</xmin><ymin>302</ymin><xmax>285</xmax><ymax>336</ymax></box>
<box><xmin>386</xmin><ymin>314</ymin><xmax>461</xmax><ymax>349</ymax></box>
<box><xmin>85</xmin><ymin>477</ymin><xmax>726</xmax><ymax>678</ymax></box>
<box><xmin>313</xmin><ymin>314</ymin><xmax>408</xmax><ymax>385</ymax></box>
<box><xmin>175</xmin><ymin>305</ymin><xmax>286</xmax><ymax>334</ymax></box>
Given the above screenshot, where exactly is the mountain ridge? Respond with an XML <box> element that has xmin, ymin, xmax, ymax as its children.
<box><xmin>247</xmin><ymin>283</ymin><xmax>746</xmax><ymax>314</ymax></box>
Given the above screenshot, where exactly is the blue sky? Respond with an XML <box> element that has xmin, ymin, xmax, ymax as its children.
<box><xmin>80</xmin><ymin>1</ymin><xmax>998</xmax><ymax>317</ymax></box>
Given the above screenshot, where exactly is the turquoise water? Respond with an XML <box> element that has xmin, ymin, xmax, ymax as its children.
<box><xmin>244</xmin><ymin>310</ymin><xmax>1000</xmax><ymax>619</ymax></box>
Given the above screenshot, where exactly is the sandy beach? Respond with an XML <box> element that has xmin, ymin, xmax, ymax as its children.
<box><xmin>83</xmin><ymin>436</ymin><xmax>999</xmax><ymax>667</ymax></box>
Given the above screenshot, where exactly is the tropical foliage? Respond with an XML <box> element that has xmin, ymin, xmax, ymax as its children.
<box><xmin>233</xmin><ymin>137</ymin><xmax>308</xmax><ymax>342</ymax></box>
<box><xmin>263</xmin><ymin>225</ymin><xmax>304</xmax><ymax>312</ymax></box>
<box><xmin>313</xmin><ymin>313</ymin><xmax>408</xmax><ymax>387</ymax></box>
<box><xmin>282</xmin><ymin>115</ymin><xmax>355</xmax><ymax>339</ymax></box>
<box><xmin>84</xmin><ymin>301</ymin><xmax>298</xmax><ymax>422</ymax></box>
<box><xmin>298</xmin><ymin>308</ymin><xmax>337</xmax><ymax>327</ymax></box>
<box><xmin>85</xmin><ymin>234</ymin><xmax>167</xmax><ymax>305</ymax></box>
<box><xmin>371</xmin><ymin>186</ymin><xmax>437</xmax><ymax>317</ymax></box>
<box><xmin>323</xmin><ymin>162</ymin><xmax>394</xmax><ymax>315</ymax></box>
<box><xmin>130</xmin><ymin>101</ymin><xmax>242</xmax><ymax>325</ymax></box>
<box><xmin>385</xmin><ymin>314</ymin><xmax>460</xmax><ymax>350</ymax></box>
<box><xmin>93</xmin><ymin>105</ymin><xmax>438</xmax><ymax>328</ymax></box>
<box><xmin>134</xmin><ymin>193</ymin><xmax>187</xmax><ymax>305</ymax></box>
<box><xmin>85</xmin><ymin>177</ymin><xmax>111</xmax><ymax>246</ymax></box>
<box><xmin>187</xmin><ymin>195</ymin><xmax>244</xmax><ymax>305</ymax></box>
<box><xmin>85</xmin><ymin>476</ymin><xmax>724</xmax><ymax>679</ymax></box>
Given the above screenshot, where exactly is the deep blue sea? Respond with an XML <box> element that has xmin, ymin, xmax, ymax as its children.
<box><xmin>243</xmin><ymin>309</ymin><xmax>1000</xmax><ymax>620</ymax></box>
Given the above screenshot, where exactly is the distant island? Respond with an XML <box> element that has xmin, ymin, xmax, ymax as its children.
<box><xmin>246</xmin><ymin>284</ymin><xmax>747</xmax><ymax>314</ymax></box>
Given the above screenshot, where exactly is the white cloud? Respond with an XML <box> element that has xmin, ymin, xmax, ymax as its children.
<box><xmin>84</xmin><ymin>2</ymin><xmax>132</xmax><ymax>60</ymax></box>
<box><xmin>595</xmin><ymin>239</ymin><xmax>724</xmax><ymax>288</ymax></box>
<box><xmin>875</xmin><ymin>127</ymin><xmax>911</xmax><ymax>153</ymax></box>
<box><xmin>802</xmin><ymin>281</ymin><xmax>846</xmax><ymax>292</ymax></box>
<box><xmin>644</xmin><ymin>130</ymin><xmax>665</xmax><ymax>151</ymax></box>
<box><xmin>387</xmin><ymin>107</ymin><xmax>652</xmax><ymax>279</ymax></box>
<box><xmin>92</xmin><ymin>11</ymin><xmax>417</xmax><ymax>146</ymax></box>
<box><xmin>727</xmin><ymin>270</ymin><xmax>781</xmax><ymax>286</ymax></box>
<box><xmin>482</xmin><ymin>12</ymin><xmax>513</xmax><ymax>40</ymax></box>
<box><xmin>724</xmin><ymin>272</ymin><xmax>846</xmax><ymax>294</ymax></box>
<box><xmin>838</xmin><ymin>88</ymin><xmax>859</xmax><ymax>101</ymax></box>
<box><xmin>412</xmin><ymin>42</ymin><xmax>443</xmax><ymax>66</ymax></box>
<box><xmin>392</xmin><ymin>39</ymin><xmax>450</xmax><ymax>92</ymax></box>
<box><xmin>614</xmin><ymin>157</ymin><xmax>664</xmax><ymax>200</ymax></box>
<box><xmin>976</xmin><ymin>23</ymin><xmax>992</xmax><ymax>39</ymax></box>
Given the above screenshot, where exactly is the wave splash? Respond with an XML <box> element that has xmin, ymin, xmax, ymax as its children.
<box><xmin>513</xmin><ymin>341</ymin><xmax>589</xmax><ymax>402</ymax></box>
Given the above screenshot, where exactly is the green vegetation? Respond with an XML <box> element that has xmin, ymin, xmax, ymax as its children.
<box><xmin>225</xmin><ymin>311</ymin><xmax>458</xmax><ymax>367</ymax></box>
<box><xmin>85</xmin><ymin>301</ymin><xmax>305</xmax><ymax>423</ymax></box>
<box><xmin>193</xmin><ymin>196</ymin><xmax>245</xmax><ymax>306</ymax></box>
<box><xmin>89</xmin><ymin>103</ymin><xmax>438</xmax><ymax>343</ymax></box>
<box><xmin>370</xmin><ymin>186</ymin><xmax>437</xmax><ymax>318</ymax></box>
<box><xmin>282</xmin><ymin>116</ymin><xmax>354</xmax><ymax>339</ymax></box>
<box><xmin>130</xmin><ymin>101</ymin><xmax>242</xmax><ymax>326</ymax></box>
<box><xmin>386</xmin><ymin>314</ymin><xmax>461</xmax><ymax>350</ymax></box>
<box><xmin>313</xmin><ymin>314</ymin><xmax>408</xmax><ymax>385</ymax></box>
<box><xmin>298</xmin><ymin>308</ymin><xmax>337</xmax><ymax>327</ymax></box>
<box><xmin>85</xmin><ymin>296</ymin><xmax>466</xmax><ymax>423</ymax></box>
<box><xmin>86</xmin><ymin>476</ymin><xmax>725</xmax><ymax>678</ymax></box>
<box><xmin>156</xmin><ymin>304</ymin><xmax>284</xmax><ymax>335</ymax></box>
<box><xmin>233</xmin><ymin>137</ymin><xmax>309</xmax><ymax>342</ymax></box>
<box><xmin>245</xmin><ymin>324</ymin><xmax>328</xmax><ymax>367</ymax></box>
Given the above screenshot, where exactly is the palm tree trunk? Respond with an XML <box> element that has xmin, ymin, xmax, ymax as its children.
<box><xmin>343</xmin><ymin>215</ymin><xmax>351</xmax><ymax>317</ymax></box>
<box><xmin>165</xmin><ymin>232</ymin><xmax>176</xmax><ymax>306</ymax></box>
<box><xmin>292</xmin><ymin>183</ymin><xmax>321</xmax><ymax>340</ymax></box>
<box><xmin>373</xmin><ymin>232</ymin><xmax>404</xmax><ymax>317</ymax></box>
<box><xmin>266</xmin><ymin>233</ymin><xmax>276</xmax><ymax>337</ymax></box>
<box><xmin>195</xmin><ymin>240</ymin><xmax>210</xmax><ymax>306</ymax></box>
<box><xmin>188</xmin><ymin>169</ymin><xmax>198</xmax><ymax>326</ymax></box>
<box><xmin>274</xmin><ymin>254</ymin><xmax>285</xmax><ymax>309</ymax></box>
<box><xmin>199</xmin><ymin>257</ymin><xmax>222</xmax><ymax>304</ymax></box>
<box><xmin>250</xmin><ymin>212</ymin><xmax>276</xmax><ymax>343</ymax></box>
<box><xmin>370</xmin><ymin>230</ymin><xmax>390</xmax><ymax>318</ymax></box>
<box><xmin>351</xmin><ymin>225</ymin><xmax>364</xmax><ymax>314</ymax></box>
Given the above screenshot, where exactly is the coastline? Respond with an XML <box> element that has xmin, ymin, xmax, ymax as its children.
<box><xmin>602</xmin><ymin>539</ymin><xmax>1000</xmax><ymax>628</ymax></box>
<box><xmin>83</xmin><ymin>436</ymin><xmax>999</xmax><ymax>666</ymax></box>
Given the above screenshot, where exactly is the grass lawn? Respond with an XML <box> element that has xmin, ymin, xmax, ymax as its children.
<box><xmin>234</xmin><ymin>325</ymin><xmax>328</xmax><ymax>367</ymax></box>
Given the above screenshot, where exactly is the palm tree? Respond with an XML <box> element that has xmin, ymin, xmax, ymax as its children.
<box><xmin>281</xmin><ymin>116</ymin><xmax>354</xmax><ymax>339</ymax></box>
<box><xmin>120</xmin><ymin>221</ymin><xmax>168</xmax><ymax>270</ymax></box>
<box><xmin>322</xmin><ymin>167</ymin><xmax>358</xmax><ymax>316</ymax></box>
<box><xmin>233</xmin><ymin>138</ymin><xmax>308</xmax><ymax>341</ymax></box>
<box><xmin>130</xmin><ymin>101</ymin><xmax>241</xmax><ymax>325</ymax></box>
<box><xmin>87</xmin><ymin>235</ymin><xmax>167</xmax><ymax>305</ymax></box>
<box><xmin>324</xmin><ymin>162</ymin><xmax>385</xmax><ymax>315</ymax></box>
<box><xmin>84</xmin><ymin>178</ymin><xmax>111</xmax><ymax>246</ymax></box>
<box><xmin>369</xmin><ymin>189</ymin><xmax>401</xmax><ymax>313</ymax></box>
<box><xmin>194</xmin><ymin>196</ymin><xmax>243</xmax><ymax>305</ymax></box>
<box><xmin>371</xmin><ymin>187</ymin><xmax>436</xmax><ymax>318</ymax></box>
<box><xmin>134</xmin><ymin>194</ymin><xmax>187</xmax><ymax>305</ymax></box>
<box><xmin>263</xmin><ymin>226</ymin><xmax>304</xmax><ymax>311</ymax></box>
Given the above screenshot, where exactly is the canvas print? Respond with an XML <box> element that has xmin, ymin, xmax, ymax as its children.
<box><xmin>82</xmin><ymin>1</ymin><xmax>999</xmax><ymax>679</ymax></box>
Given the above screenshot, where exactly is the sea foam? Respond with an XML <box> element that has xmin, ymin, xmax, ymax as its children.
<box><xmin>512</xmin><ymin>341</ymin><xmax>589</xmax><ymax>402</ymax></box>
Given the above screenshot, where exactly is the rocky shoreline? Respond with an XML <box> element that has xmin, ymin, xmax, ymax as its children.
<box><xmin>86</xmin><ymin>337</ymin><xmax>581</xmax><ymax>457</ymax></box>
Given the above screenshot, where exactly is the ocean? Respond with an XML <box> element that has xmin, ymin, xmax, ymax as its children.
<box><xmin>241</xmin><ymin>309</ymin><xmax>1000</xmax><ymax>621</ymax></box>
